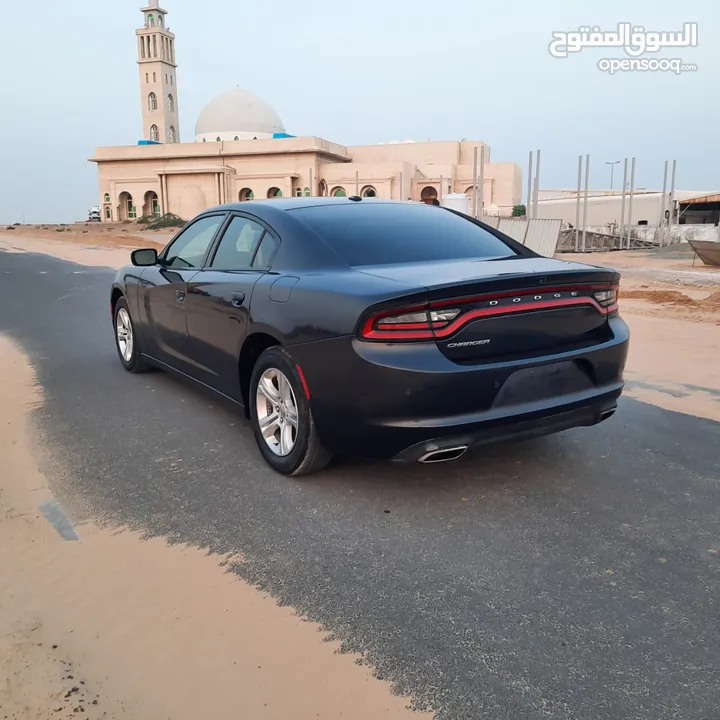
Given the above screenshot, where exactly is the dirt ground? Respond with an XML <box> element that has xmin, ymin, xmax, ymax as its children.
<box><xmin>1</xmin><ymin>230</ymin><xmax>719</xmax><ymax>717</ymax></box>
<box><xmin>0</xmin><ymin>331</ymin><xmax>427</xmax><ymax>718</ymax></box>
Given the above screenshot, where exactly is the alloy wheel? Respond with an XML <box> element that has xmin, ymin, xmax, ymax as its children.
<box><xmin>116</xmin><ymin>307</ymin><xmax>134</xmax><ymax>362</ymax></box>
<box><xmin>255</xmin><ymin>368</ymin><xmax>299</xmax><ymax>456</ymax></box>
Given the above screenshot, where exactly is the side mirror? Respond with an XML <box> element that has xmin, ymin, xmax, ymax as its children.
<box><xmin>131</xmin><ymin>248</ymin><xmax>158</xmax><ymax>266</ymax></box>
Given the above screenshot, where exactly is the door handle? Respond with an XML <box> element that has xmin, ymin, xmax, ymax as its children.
<box><xmin>231</xmin><ymin>292</ymin><xmax>245</xmax><ymax>307</ymax></box>
<box><xmin>176</xmin><ymin>289</ymin><xmax>186</xmax><ymax>303</ymax></box>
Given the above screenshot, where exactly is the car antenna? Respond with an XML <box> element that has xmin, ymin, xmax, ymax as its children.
<box><xmin>348</xmin><ymin>195</ymin><xmax>362</xmax><ymax>202</ymax></box>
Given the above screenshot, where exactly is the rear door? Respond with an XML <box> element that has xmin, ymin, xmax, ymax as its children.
<box><xmin>183</xmin><ymin>213</ymin><xmax>281</xmax><ymax>399</ymax></box>
<box><xmin>140</xmin><ymin>213</ymin><xmax>226</xmax><ymax>370</ymax></box>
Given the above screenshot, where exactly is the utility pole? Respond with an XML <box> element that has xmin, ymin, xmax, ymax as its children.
<box><xmin>619</xmin><ymin>159</ymin><xmax>628</xmax><ymax>248</ymax></box>
<box><xmin>574</xmin><ymin>155</ymin><xmax>582</xmax><ymax>251</ymax></box>
<box><xmin>526</xmin><ymin>151</ymin><xmax>533</xmax><ymax>218</ymax></box>
<box><xmin>606</xmin><ymin>160</ymin><xmax>620</xmax><ymax>190</ymax></box>
<box><xmin>582</xmin><ymin>154</ymin><xmax>590</xmax><ymax>252</ymax></box>
<box><xmin>626</xmin><ymin>158</ymin><xmax>636</xmax><ymax>249</ymax></box>
<box><xmin>532</xmin><ymin>149</ymin><xmax>541</xmax><ymax>219</ymax></box>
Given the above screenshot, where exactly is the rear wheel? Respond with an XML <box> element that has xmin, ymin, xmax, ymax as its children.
<box><xmin>249</xmin><ymin>347</ymin><xmax>332</xmax><ymax>476</ymax></box>
<box><xmin>114</xmin><ymin>297</ymin><xmax>150</xmax><ymax>373</ymax></box>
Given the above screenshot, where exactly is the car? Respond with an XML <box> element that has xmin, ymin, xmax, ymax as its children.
<box><xmin>110</xmin><ymin>197</ymin><xmax>629</xmax><ymax>476</ymax></box>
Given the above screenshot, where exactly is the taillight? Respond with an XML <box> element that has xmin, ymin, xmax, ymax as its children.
<box><xmin>360</xmin><ymin>283</ymin><xmax>619</xmax><ymax>342</ymax></box>
<box><xmin>593</xmin><ymin>285</ymin><xmax>619</xmax><ymax>314</ymax></box>
<box><xmin>362</xmin><ymin>306</ymin><xmax>461</xmax><ymax>341</ymax></box>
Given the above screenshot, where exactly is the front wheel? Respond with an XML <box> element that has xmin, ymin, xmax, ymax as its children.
<box><xmin>114</xmin><ymin>297</ymin><xmax>151</xmax><ymax>373</ymax></box>
<box><xmin>249</xmin><ymin>347</ymin><xmax>332</xmax><ymax>476</ymax></box>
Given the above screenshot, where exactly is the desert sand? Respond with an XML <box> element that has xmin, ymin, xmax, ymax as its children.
<box><xmin>0</xmin><ymin>334</ymin><xmax>429</xmax><ymax>719</ymax></box>
<box><xmin>1</xmin><ymin>229</ymin><xmax>719</xmax><ymax>718</ymax></box>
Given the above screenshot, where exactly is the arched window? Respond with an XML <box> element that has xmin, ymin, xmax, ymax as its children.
<box><xmin>150</xmin><ymin>125</ymin><xmax>159</xmax><ymax>142</ymax></box>
<box><xmin>361</xmin><ymin>186</ymin><xmax>377</xmax><ymax>198</ymax></box>
<box><xmin>234</xmin><ymin>136</ymin><xmax>239</xmax><ymax>141</ymax></box>
<box><xmin>158</xmin><ymin>14</ymin><xmax>164</xmax><ymax>26</ymax></box>
<box><xmin>148</xmin><ymin>92</ymin><xmax>158</xmax><ymax>111</ymax></box>
<box><xmin>145</xmin><ymin>72</ymin><xmax>149</xmax><ymax>83</ymax></box>
<box><xmin>295</xmin><ymin>187</ymin><xmax>302</xmax><ymax>197</ymax></box>
<box><xmin>331</xmin><ymin>187</ymin><xmax>347</xmax><ymax>197</ymax></box>
<box><xmin>170</xmin><ymin>75</ymin><xmax>174</xmax><ymax>86</ymax></box>
<box><xmin>105</xmin><ymin>207</ymin><xmax>111</xmax><ymax>220</ymax></box>
<box><xmin>420</xmin><ymin>186</ymin><xmax>438</xmax><ymax>202</ymax></box>
<box><xmin>144</xmin><ymin>190</ymin><xmax>160</xmax><ymax>218</ymax></box>
<box><xmin>167</xmin><ymin>94</ymin><xmax>175</xmax><ymax>112</ymax></box>
<box><xmin>147</xmin><ymin>14</ymin><xmax>155</xmax><ymax>26</ymax></box>
<box><xmin>239</xmin><ymin>188</ymin><xmax>254</xmax><ymax>202</ymax></box>
<box><xmin>168</xmin><ymin>126</ymin><xmax>176</xmax><ymax>143</ymax></box>
<box><xmin>216</xmin><ymin>137</ymin><xmax>221</xmax><ymax>142</ymax></box>
<box><xmin>304</xmin><ymin>187</ymin><xmax>311</xmax><ymax>197</ymax></box>
<box><xmin>202</xmin><ymin>138</ymin><xmax>206</xmax><ymax>142</ymax></box>
<box><xmin>153</xmin><ymin>72</ymin><xmax>156</xmax><ymax>82</ymax></box>
<box><xmin>267</xmin><ymin>187</ymin><xmax>282</xmax><ymax>198</ymax></box>
<box><xmin>165</xmin><ymin>73</ymin><xmax>168</xmax><ymax>84</ymax></box>
<box><xmin>119</xmin><ymin>192</ymin><xmax>136</xmax><ymax>221</ymax></box>
<box><xmin>103</xmin><ymin>193</ymin><xmax>110</xmax><ymax>203</ymax></box>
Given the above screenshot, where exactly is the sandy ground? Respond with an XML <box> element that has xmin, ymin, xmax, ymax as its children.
<box><xmin>1</xmin><ymin>230</ymin><xmax>719</xmax><ymax>717</ymax></box>
<box><xmin>0</xmin><ymin>335</ymin><xmax>428</xmax><ymax>718</ymax></box>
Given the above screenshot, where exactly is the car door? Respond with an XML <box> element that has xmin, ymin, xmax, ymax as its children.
<box><xmin>139</xmin><ymin>213</ymin><xmax>227</xmax><ymax>370</ymax></box>
<box><xmin>183</xmin><ymin>213</ymin><xmax>281</xmax><ymax>399</ymax></box>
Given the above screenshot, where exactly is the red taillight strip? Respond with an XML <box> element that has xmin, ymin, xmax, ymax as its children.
<box><xmin>363</xmin><ymin>296</ymin><xmax>605</xmax><ymax>340</ymax></box>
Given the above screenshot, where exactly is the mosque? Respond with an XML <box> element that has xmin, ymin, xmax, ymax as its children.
<box><xmin>90</xmin><ymin>1</ymin><xmax>523</xmax><ymax>222</ymax></box>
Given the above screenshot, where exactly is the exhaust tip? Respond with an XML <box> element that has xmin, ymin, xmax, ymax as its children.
<box><xmin>417</xmin><ymin>446</ymin><xmax>468</xmax><ymax>464</ymax></box>
<box><xmin>599</xmin><ymin>408</ymin><xmax>616</xmax><ymax>421</ymax></box>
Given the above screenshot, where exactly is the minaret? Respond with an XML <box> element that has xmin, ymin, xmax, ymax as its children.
<box><xmin>136</xmin><ymin>1</ymin><xmax>180</xmax><ymax>143</ymax></box>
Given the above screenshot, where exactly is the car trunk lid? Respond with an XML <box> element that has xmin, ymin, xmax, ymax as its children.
<box><xmin>359</xmin><ymin>258</ymin><xmax>619</xmax><ymax>363</ymax></box>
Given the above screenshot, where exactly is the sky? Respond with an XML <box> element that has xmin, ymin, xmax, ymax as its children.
<box><xmin>0</xmin><ymin>0</ymin><xmax>717</xmax><ymax>224</ymax></box>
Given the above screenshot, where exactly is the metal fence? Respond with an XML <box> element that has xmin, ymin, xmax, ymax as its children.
<box><xmin>489</xmin><ymin>218</ymin><xmax>562</xmax><ymax>257</ymax></box>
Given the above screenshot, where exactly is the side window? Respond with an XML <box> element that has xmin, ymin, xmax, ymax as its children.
<box><xmin>210</xmin><ymin>216</ymin><xmax>265</xmax><ymax>269</ymax></box>
<box><xmin>252</xmin><ymin>233</ymin><xmax>280</xmax><ymax>269</ymax></box>
<box><xmin>163</xmin><ymin>215</ymin><xmax>225</xmax><ymax>269</ymax></box>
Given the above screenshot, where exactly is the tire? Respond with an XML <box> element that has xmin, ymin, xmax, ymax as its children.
<box><xmin>113</xmin><ymin>297</ymin><xmax>151</xmax><ymax>373</ymax></box>
<box><xmin>249</xmin><ymin>347</ymin><xmax>332</xmax><ymax>476</ymax></box>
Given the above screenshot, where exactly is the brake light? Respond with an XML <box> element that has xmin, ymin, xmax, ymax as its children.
<box><xmin>361</xmin><ymin>306</ymin><xmax>461</xmax><ymax>341</ymax></box>
<box><xmin>360</xmin><ymin>283</ymin><xmax>619</xmax><ymax>342</ymax></box>
<box><xmin>593</xmin><ymin>286</ymin><xmax>619</xmax><ymax>313</ymax></box>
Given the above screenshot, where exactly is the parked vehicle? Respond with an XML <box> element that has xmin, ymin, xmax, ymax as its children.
<box><xmin>110</xmin><ymin>198</ymin><xmax>629</xmax><ymax>475</ymax></box>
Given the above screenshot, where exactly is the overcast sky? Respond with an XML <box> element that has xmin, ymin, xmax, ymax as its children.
<box><xmin>0</xmin><ymin>0</ymin><xmax>716</xmax><ymax>223</ymax></box>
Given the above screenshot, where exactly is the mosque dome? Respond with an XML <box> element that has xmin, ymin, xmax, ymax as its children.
<box><xmin>194</xmin><ymin>87</ymin><xmax>285</xmax><ymax>142</ymax></box>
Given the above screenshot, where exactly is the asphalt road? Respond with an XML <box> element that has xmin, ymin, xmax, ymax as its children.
<box><xmin>1</xmin><ymin>248</ymin><xmax>719</xmax><ymax>720</ymax></box>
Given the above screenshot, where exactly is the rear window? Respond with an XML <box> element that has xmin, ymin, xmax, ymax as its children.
<box><xmin>291</xmin><ymin>202</ymin><xmax>517</xmax><ymax>266</ymax></box>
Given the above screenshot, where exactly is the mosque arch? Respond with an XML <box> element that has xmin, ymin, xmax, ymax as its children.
<box><xmin>118</xmin><ymin>192</ymin><xmax>136</xmax><ymax>221</ymax></box>
<box><xmin>143</xmin><ymin>190</ymin><xmax>160</xmax><ymax>218</ymax></box>
<box><xmin>150</xmin><ymin>125</ymin><xmax>160</xmax><ymax>142</ymax></box>
<box><xmin>239</xmin><ymin>188</ymin><xmax>254</xmax><ymax>202</ymax></box>
<box><xmin>361</xmin><ymin>185</ymin><xmax>377</xmax><ymax>198</ymax></box>
<box><xmin>148</xmin><ymin>92</ymin><xmax>158</xmax><ymax>111</ymax></box>
<box><xmin>267</xmin><ymin>187</ymin><xmax>282</xmax><ymax>198</ymax></box>
<box><xmin>331</xmin><ymin>187</ymin><xmax>347</xmax><ymax>197</ymax></box>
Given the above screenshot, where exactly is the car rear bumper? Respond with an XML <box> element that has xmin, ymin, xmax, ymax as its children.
<box><xmin>287</xmin><ymin>316</ymin><xmax>629</xmax><ymax>460</ymax></box>
<box><xmin>390</xmin><ymin>388</ymin><xmax>620</xmax><ymax>462</ymax></box>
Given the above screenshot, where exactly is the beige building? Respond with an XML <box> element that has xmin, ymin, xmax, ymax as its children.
<box><xmin>90</xmin><ymin>2</ymin><xmax>522</xmax><ymax>222</ymax></box>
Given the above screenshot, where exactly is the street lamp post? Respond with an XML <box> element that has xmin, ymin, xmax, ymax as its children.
<box><xmin>606</xmin><ymin>161</ymin><xmax>620</xmax><ymax>190</ymax></box>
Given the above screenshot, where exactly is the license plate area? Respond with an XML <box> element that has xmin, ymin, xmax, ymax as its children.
<box><xmin>491</xmin><ymin>361</ymin><xmax>594</xmax><ymax>408</ymax></box>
